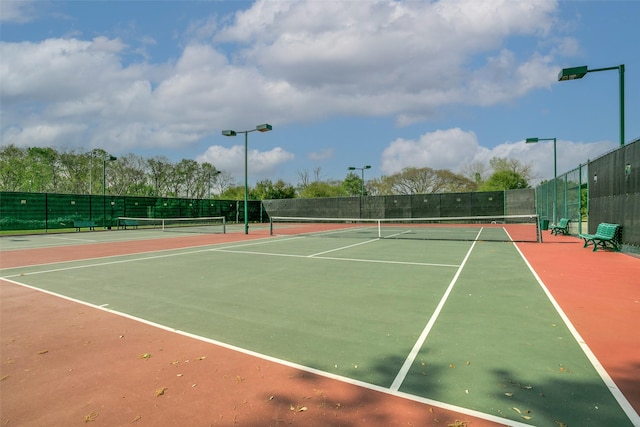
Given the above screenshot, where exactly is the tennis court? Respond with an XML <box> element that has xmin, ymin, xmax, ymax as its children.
<box><xmin>1</xmin><ymin>222</ymin><xmax>639</xmax><ymax>426</ymax></box>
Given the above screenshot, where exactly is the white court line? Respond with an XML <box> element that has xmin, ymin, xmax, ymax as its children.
<box><xmin>211</xmin><ymin>248</ymin><xmax>459</xmax><ymax>268</ymax></box>
<box><xmin>308</xmin><ymin>238</ymin><xmax>379</xmax><ymax>257</ymax></box>
<box><xmin>1</xmin><ymin>277</ymin><xmax>532</xmax><ymax>427</ymax></box>
<box><xmin>513</xmin><ymin>243</ymin><xmax>640</xmax><ymax>425</ymax></box>
<box><xmin>389</xmin><ymin>228</ymin><xmax>482</xmax><ymax>391</ymax></box>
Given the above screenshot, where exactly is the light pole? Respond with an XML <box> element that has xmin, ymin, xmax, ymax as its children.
<box><xmin>222</xmin><ymin>124</ymin><xmax>272</xmax><ymax>234</ymax></box>
<box><xmin>348</xmin><ymin>165</ymin><xmax>371</xmax><ymax>196</ymax></box>
<box><xmin>526</xmin><ymin>137</ymin><xmax>557</xmax><ymax>224</ymax></box>
<box><xmin>103</xmin><ymin>155</ymin><xmax>117</xmax><ymax>229</ymax></box>
<box><xmin>558</xmin><ymin>64</ymin><xmax>625</xmax><ymax>147</ymax></box>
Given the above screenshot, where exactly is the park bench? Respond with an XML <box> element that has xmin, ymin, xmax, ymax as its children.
<box><xmin>118</xmin><ymin>219</ymin><xmax>138</xmax><ymax>230</ymax></box>
<box><xmin>73</xmin><ymin>220</ymin><xmax>96</xmax><ymax>231</ymax></box>
<box><xmin>550</xmin><ymin>218</ymin><xmax>570</xmax><ymax>235</ymax></box>
<box><xmin>579</xmin><ymin>223</ymin><xmax>621</xmax><ymax>252</ymax></box>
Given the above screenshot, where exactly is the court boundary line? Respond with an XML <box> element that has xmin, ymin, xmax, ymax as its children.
<box><xmin>513</xmin><ymin>243</ymin><xmax>640</xmax><ymax>424</ymax></box>
<box><xmin>1</xmin><ymin>276</ymin><xmax>532</xmax><ymax>427</ymax></box>
<box><xmin>389</xmin><ymin>230</ymin><xmax>481</xmax><ymax>390</ymax></box>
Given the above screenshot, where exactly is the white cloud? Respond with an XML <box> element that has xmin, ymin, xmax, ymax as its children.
<box><xmin>380</xmin><ymin>128</ymin><xmax>618</xmax><ymax>184</ymax></box>
<box><xmin>196</xmin><ymin>144</ymin><xmax>294</xmax><ymax>180</ymax></box>
<box><xmin>0</xmin><ymin>0</ymin><xmax>38</xmax><ymax>23</ymax></box>
<box><xmin>381</xmin><ymin>128</ymin><xmax>483</xmax><ymax>174</ymax></box>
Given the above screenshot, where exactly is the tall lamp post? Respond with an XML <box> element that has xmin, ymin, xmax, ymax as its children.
<box><xmin>103</xmin><ymin>155</ymin><xmax>117</xmax><ymax>229</ymax></box>
<box><xmin>558</xmin><ymin>64</ymin><xmax>625</xmax><ymax>147</ymax></box>
<box><xmin>526</xmin><ymin>137</ymin><xmax>557</xmax><ymax>224</ymax></box>
<box><xmin>222</xmin><ymin>124</ymin><xmax>272</xmax><ymax>234</ymax></box>
<box><xmin>348</xmin><ymin>165</ymin><xmax>371</xmax><ymax>196</ymax></box>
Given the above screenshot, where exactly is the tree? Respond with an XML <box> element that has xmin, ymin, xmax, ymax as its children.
<box><xmin>342</xmin><ymin>172</ymin><xmax>364</xmax><ymax>196</ymax></box>
<box><xmin>479</xmin><ymin>170</ymin><xmax>529</xmax><ymax>191</ymax></box>
<box><xmin>26</xmin><ymin>147</ymin><xmax>59</xmax><ymax>193</ymax></box>
<box><xmin>210</xmin><ymin>171</ymin><xmax>235</xmax><ymax>197</ymax></box>
<box><xmin>0</xmin><ymin>144</ymin><xmax>27</xmax><ymax>191</ymax></box>
<box><xmin>251</xmin><ymin>179</ymin><xmax>296</xmax><ymax>200</ymax></box>
<box><xmin>488</xmin><ymin>157</ymin><xmax>533</xmax><ymax>182</ymax></box>
<box><xmin>369</xmin><ymin>167</ymin><xmax>475</xmax><ymax>195</ymax></box>
<box><xmin>298</xmin><ymin>181</ymin><xmax>347</xmax><ymax>198</ymax></box>
<box><xmin>146</xmin><ymin>156</ymin><xmax>172</xmax><ymax>197</ymax></box>
<box><xmin>220</xmin><ymin>185</ymin><xmax>245</xmax><ymax>200</ymax></box>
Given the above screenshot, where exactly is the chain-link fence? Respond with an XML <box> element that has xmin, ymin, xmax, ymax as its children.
<box><xmin>534</xmin><ymin>164</ymin><xmax>588</xmax><ymax>235</ymax></box>
<box><xmin>533</xmin><ymin>137</ymin><xmax>639</xmax><ymax>252</ymax></box>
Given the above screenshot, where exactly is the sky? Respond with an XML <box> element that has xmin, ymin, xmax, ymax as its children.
<box><xmin>1</xmin><ymin>0</ymin><xmax>638</xmax><ymax>187</ymax></box>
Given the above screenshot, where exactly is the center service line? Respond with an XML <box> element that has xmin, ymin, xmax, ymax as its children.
<box><xmin>389</xmin><ymin>229</ymin><xmax>482</xmax><ymax>391</ymax></box>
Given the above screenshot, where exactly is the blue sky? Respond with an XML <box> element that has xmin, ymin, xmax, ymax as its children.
<box><xmin>1</xmin><ymin>0</ymin><xmax>638</xmax><ymax>187</ymax></box>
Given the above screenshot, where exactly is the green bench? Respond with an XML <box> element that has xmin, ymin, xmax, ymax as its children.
<box><xmin>579</xmin><ymin>223</ymin><xmax>621</xmax><ymax>252</ymax></box>
<box><xmin>118</xmin><ymin>219</ymin><xmax>138</xmax><ymax>230</ymax></box>
<box><xmin>550</xmin><ymin>218</ymin><xmax>570</xmax><ymax>236</ymax></box>
<box><xmin>73</xmin><ymin>220</ymin><xmax>96</xmax><ymax>231</ymax></box>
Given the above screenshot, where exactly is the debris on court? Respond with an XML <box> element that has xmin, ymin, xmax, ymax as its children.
<box><xmin>138</xmin><ymin>353</ymin><xmax>151</xmax><ymax>359</ymax></box>
<box><xmin>155</xmin><ymin>387</ymin><xmax>168</xmax><ymax>397</ymax></box>
<box><xmin>84</xmin><ymin>412</ymin><xmax>98</xmax><ymax>422</ymax></box>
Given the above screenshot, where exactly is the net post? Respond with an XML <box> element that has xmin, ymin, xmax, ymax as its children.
<box><xmin>377</xmin><ymin>219</ymin><xmax>382</xmax><ymax>238</ymax></box>
<box><xmin>269</xmin><ymin>217</ymin><xmax>274</xmax><ymax>236</ymax></box>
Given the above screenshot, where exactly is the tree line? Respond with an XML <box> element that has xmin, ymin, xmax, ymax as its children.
<box><xmin>0</xmin><ymin>145</ymin><xmax>532</xmax><ymax>199</ymax></box>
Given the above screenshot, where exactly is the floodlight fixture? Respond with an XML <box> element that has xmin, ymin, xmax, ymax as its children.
<box><xmin>558</xmin><ymin>64</ymin><xmax>625</xmax><ymax>146</ymax></box>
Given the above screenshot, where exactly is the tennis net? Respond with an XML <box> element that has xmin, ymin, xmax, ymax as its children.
<box><xmin>117</xmin><ymin>216</ymin><xmax>226</xmax><ymax>233</ymax></box>
<box><xmin>270</xmin><ymin>215</ymin><xmax>541</xmax><ymax>243</ymax></box>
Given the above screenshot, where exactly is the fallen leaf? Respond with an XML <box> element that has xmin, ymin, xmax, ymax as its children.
<box><xmin>130</xmin><ymin>415</ymin><xmax>141</xmax><ymax>423</ymax></box>
<box><xmin>139</xmin><ymin>353</ymin><xmax>151</xmax><ymax>359</ymax></box>
<box><xmin>449</xmin><ymin>363</ymin><xmax>455</xmax><ymax>368</ymax></box>
<box><xmin>155</xmin><ymin>387</ymin><xmax>167</xmax><ymax>396</ymax></box>
<box><xmin>504</xmin><ymin>392</ymin><xmax>513</xmax><ymax>397</ymax></box>
<box><xmin>84</xmin><ymin>412</ymin><xmax>98</xmax><ymax>422</ymax></box>
<box><xmin>38</xmin><ymin>350</ymin><xmax>48</xmax><ymax>355</ymax></box>
<box><xmin>512</xmin><ymin>407</ymin><xmax>522</xmax><ymax>414</ymax></box>
<box><xmin>298</xmin><ymin>406</ymin><xmax>308</xmax><ymax>412</ymax></box>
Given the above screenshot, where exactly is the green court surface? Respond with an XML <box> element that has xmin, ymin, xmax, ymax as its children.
<box><xmin>0</xmin><ymin>234</ymin><xmax>634</xmax><ymax>426</ymax></box>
